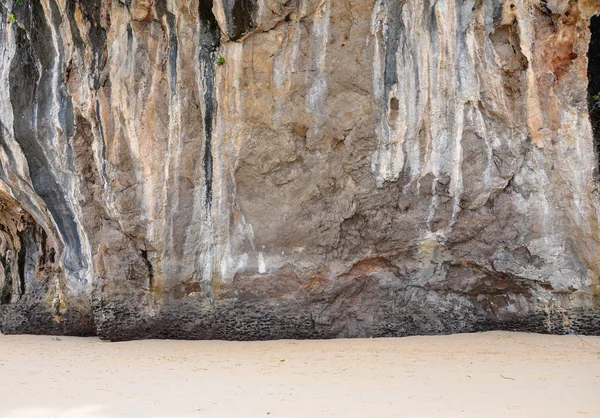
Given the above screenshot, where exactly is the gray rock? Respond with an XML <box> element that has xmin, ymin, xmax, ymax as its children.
<box><xmin>0</xmin><ymin>0</ymin><xmax>599</xmax><ymax>340</ymax></box>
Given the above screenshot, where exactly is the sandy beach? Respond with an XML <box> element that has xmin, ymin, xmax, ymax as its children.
<box><xmin>0</xmin><ymin>331</ymin><xmax>598</xmax><ymax>417</ymax></box>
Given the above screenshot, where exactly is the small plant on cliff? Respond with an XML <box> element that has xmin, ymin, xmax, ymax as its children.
<box><xmin>8</xmin><ymin>0</ymin><xmax>23</xmax><ymax>24</ymax></box>
<box><xmin>7</xmin><ymin>0</ymin><xmax>25</xmax><ymax>24</ymax></box>
<box><xmin>594</xmin><ymin>92</ymin><xmax>600</xmax><ymax>102</ymax></box>
<box><xmin>216</xmin><ymin>56</ymin><xmax>226</xmax><ymax>66</ymax></box>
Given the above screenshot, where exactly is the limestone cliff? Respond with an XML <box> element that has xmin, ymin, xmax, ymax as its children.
<box><xmin>0</xmin><ymin>0</ymin><xmax>599</xmax><ymax>340</ymax></box>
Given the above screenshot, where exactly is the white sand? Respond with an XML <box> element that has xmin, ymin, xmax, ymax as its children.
<box><xmin>0</xmin><ymin>331</ymin><xmax>599</xmax><ymax>417</ymax></box>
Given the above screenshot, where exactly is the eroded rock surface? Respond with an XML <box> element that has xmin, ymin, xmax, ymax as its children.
<box><xmin>1</xmin><ymin>0</ymin><xmax>600</xmax><ymax>340</ymax></box>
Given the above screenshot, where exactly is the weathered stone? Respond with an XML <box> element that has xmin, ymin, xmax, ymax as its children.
<box><xmin>0</xmin><ymin>0</ymin><xmax>599</xmax><ymax>340</ymax></box>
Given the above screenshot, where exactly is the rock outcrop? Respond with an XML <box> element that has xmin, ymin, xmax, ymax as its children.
<box><xmin>1</xmin><ymin>0</ymin><xmax>600</xmax><ymax>340</ymax></box>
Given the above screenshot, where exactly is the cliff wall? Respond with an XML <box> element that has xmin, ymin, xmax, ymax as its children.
<box><xmin>1</xmin><ymin>0</ymin><xmax>599</xmax><ymax>340</ymax></box>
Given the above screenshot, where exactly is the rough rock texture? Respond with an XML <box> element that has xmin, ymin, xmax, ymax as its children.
<box><xmin>1</xmin><ymin>0</ymin><xmax>600</xmax><ymax>340</ymax></box>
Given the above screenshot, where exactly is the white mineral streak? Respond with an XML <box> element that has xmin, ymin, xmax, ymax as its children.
<box><xmin>307</xmin><ymin>0</ymin><xmax>331</xmax><ymax>125</ymax></box>
<box><xmin>258</xmin><ymin>252</ymin><xmax>266</xmax><ymax>273</ymax></box>
<box><xmin>162</xmin><ymin>13</ymin><xmax>181</xmax><ymax>248</ymax></box>
<box><xmin>370</xmin><ymin>0</ymin><xmax>393</xmax><ymax>185</ymax></box>
<box><xmin>214</xmin><ymin>42</ymin><xmax>246</xmax><ymax>282</ymax></box>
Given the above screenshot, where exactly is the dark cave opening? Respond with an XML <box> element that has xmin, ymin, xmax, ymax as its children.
<box><xmin>588</xmin><ymin>16</ymin><xmax>600</xmax><ymax>168</ymax></box>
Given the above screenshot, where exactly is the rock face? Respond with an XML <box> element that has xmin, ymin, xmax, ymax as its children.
<box><xmin>0</xmin><ymin>0</ymin><xmax>600</xmax><ymax>340</ymax></box>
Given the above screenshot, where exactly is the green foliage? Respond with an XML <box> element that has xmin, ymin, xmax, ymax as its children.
<box><xmin>216</xmin><ymin>56</ymin><xmax>226</xmax><ymax>66</ymax></box>
<box><xmin>594</xmin><ymin>92</ymin><xmax>600</xmax><ymax>102</ymax></box>
<box><xmin>9</xmin><ymin>0</ymin><xmax>24</xmax><ymax>24</ymax></box>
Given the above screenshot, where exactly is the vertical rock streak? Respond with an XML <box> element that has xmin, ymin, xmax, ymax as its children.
<box><xmin>199</xmin><ymin>0</ymin><xmax>220</xmax><ymax>210</ymax></box>
<box><xmin>307</xmin><ymin>0</ymin><xmax>331</xmax><ymax>123</ymax></box>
